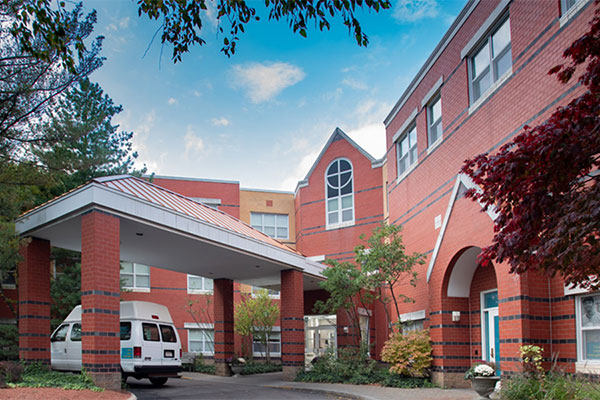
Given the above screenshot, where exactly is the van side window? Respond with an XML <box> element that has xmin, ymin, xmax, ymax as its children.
<box><xmin>51</xmin><ymin>324</ymin><xmax>69</xmax><ymax>342</ymax></box>
<box><xmin>120</xmin><ymin>322</ymin><xmax>132</xmax><ymax>340</ymax></box>
<box><xmin>142</xmin><ymin>323</ymin><xmax>160</xmax><ymax>341</ymax></box>
<box><xmin>160</xmin><ymin>325</ymin><xmax>177</xmax><ymax>343</ymax></box>
<box><xmin>70</xmin><ymin>323</ymin><xmax>82</xmax><ymax>341</ymax></box>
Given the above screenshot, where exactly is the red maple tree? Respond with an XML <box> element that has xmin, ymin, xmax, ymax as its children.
<box><xmin>461</xmin><ymin>3</ymin><xmax>600</xmax><ymax>288</ymax></box>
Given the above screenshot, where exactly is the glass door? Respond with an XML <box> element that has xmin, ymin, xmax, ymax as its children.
<box><xmin>481</xmin><ymin>289</ymin><xmax>500</xmax><ymax>375</ymax></box>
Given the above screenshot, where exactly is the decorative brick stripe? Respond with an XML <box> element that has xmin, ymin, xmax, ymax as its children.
<box><xmin>499</xmin><ymin>313</ymin><xmax>575</xmax><ymax>322</ymax></box>
<box><xmin>431</xmin><ymin>355</ymin><xmax>471</xmax><ymax>360</ymax></box>
<box><xmin>18</xmin><ymin>300</ymin><xmax>50</xmax><ymax>306</ymax></box>
<box><xmin>82</xmin><ymin>350</ymin><xmax>120</xmax><ymax>355</ymax></box>
<box><xmin>431</xmin><ymin>341</ymin><xmax>479</xmax><ymax>346</ymax></box>
<box><xmin>19</xmin><ymin>315</ymin><xmax>50</xmax><ymax>320</ymax></box>
<box><xmin>19</xmin><ymin>333</ymin><xmax>46</xmax><ymax>337</ymax></box>
<box><xmin>281</xmin><ymin>342</ymin><xmax>305</xmax><ymax>345</ymax></box>
<box><xmin>19</xmin><ymin>347</ymin><xmax>50</xmax><ymax>352</ymax></box>
<box><xmin>282</xmin><ymin>361</ymin><xmax>304</xmax><ymax>366</ymax></box>
<box><xmin>81</xmin><ymin>290</ymin><xmax>120</xmax><ymax>298</ymax></box>
<box><xmin>431</xmin><ymin>366</ymin><xmax>468</xmax><ymax>373</ymax></box>
<box><xmin>281</xmin><ymin>328</ymin><xmax>304</xmax><ymax>332</ymax></box>
<box><xmin>81</xmin><ymin>331</ymin><xmax>117</xmax><ymax>337</ymax></box>
<box><xmin>281</xmin><ymin>352</ymin><xmax>305</xmax><ymax>356</ymax></box>
<box><xmin>214</xmin><ymin>351</ymin><xmax>235</xmax><ymax>355</ymax></box>
<box><xmin>82</xmin><ymin>308</ymin><xmax>119</xmax><ymax>315</ymax></box>
<box><xmin>281</xmin><ymin>317</ymin><xmax>304</xmax><ymax>321</ymax></box>
<box><xmin>82</xmin><ymin>362</ymin><xmax>121</xmax><ymax>373</ymax></box>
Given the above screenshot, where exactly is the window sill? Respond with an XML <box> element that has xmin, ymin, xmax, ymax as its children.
<box><xmin>251</xmin><ymin>294</ymin><xmax>280</xmax><ymax>299</ymax></box>
<box><xmin>122</xmin><ymin>287</ymin><xmax>151</xmax><ymax>293</ymax></box>
<box><xmin>468</xmin><ymin>67</ymin><xmax>513</xmax><ymax>115</ymax></box>
<box><xmin>1</xmin><ymin>284</ymin><xmax>16</xmax><ymax>290</ymax></box>
<box><xmin>326</xmin><ymin>220</ymin><xmax>355</xmax><ymax>231</ymax></box>
<box><xmin>427</xmin><ymin>137</ymin><xmax>443</xmax><ymax>155</ymax></box>
<box><xmin>396</xmin><ymin>162</ymin><xmax>418</xmax><ymax>185</ymax></box>
<box><xmin>576</xmin><ymin>361</ymin><xmax>600</xmax><ymax>374</ymax></box>
<box><xmin>187</xmin><ymin>289</ymin><xmax>212</xmax><ymax>295</ymax></box>
<box><xmin>560</xmin><ymin>0</ymin><xmax>589</xmax><ymax>27</ymax></box>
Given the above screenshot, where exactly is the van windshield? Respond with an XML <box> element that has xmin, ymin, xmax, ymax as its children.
<box><xmin>120</xmin><ymin>322</ymin><xmax>132</xmax><ymax>340</ymax></box>
<box><xmin>160</xmin><ymin>325</ymin><xmax>177</xmax><ymax>343</ymax></box>
<box><xmin>142</xmin><ymin>323</ymin><xmax>160</xmax><ymax>341</ymax></box>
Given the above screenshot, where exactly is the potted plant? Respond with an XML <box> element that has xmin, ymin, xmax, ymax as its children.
<box><xmin>227</xmin><ymin>356</ymin><xmax>246</xmax><ymax>376</ymax></box>
<box><xmin>464</xmin><ymin>361</ymin><xmax>499</xmax><ymax>399</ymax></box>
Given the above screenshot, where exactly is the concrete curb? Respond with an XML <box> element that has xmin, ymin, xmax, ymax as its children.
<box><xmin>264</xmin><ymin>384</ymin><xmax>375</xmax><ymax>400</ymax></box>
<box><xmin>126</xmin><ymin>392</ymin><xmax>137</xmax><ymax>400</ymax></box>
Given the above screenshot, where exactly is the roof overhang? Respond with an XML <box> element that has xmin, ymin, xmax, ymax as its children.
<box><xmin>16</xmin><ymin>182</ymin><xmax>326</xmax><ymax>291</ymax></box>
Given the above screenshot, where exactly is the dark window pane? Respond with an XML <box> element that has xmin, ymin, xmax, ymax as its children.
<box><xmin>160</xmin><ymin>325</ymin><xmax>177</xmax><ymax>343</ymax></box>
<box><xmin>52</xmin><ymin>325</ymin><xmax>69</xmax><ymax>342</ymax></box>
<box><xmin>341</xmin><ymin>181</ymin><xmax>352</xmax><ymax>195</ymax></box>
<box><xmin>327</xmin><ymin>161</ymin><xmax>338</xmax><ymax>175</ymax></box>
<box><xmin>340</xmin><ymin>172</ymin><xmax>351</xmax><ymax>186</ymax></box>
<box><xmin>339</xmin><ymin>160</ymin><xmax>351</xmax><ymax>172</ymax></box>
<box><xmin>70</xmin><ymin>323</ymin><xmax>81</xmax><ymax>341</ymax></box>
<box><xmin>121</xmin><ymin>322</ymin><xmax>132</xmax><ymax>340</ymax></box>
<box><xmin>328</xmin><ymin>175</ymin><xmax>339</xmax><ymax>187</ymax></box>
<box><xmin>143</xmin><ymin>323</ymin><xmax>160</xmax><ymax>341</ymax></box>
<box><xmin>327</xmin><ymin>186</ymin><xmax>338</xmax><ymax>198</ymax></box>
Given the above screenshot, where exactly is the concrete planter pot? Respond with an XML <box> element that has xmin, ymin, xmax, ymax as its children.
<box><xmin>471</xmin><ymin>376</ymin><xmax>500</xmax><ymax>399</ymax></box>
<box><xmin>230</xmin><ymin>364</ymin><xmax>244</xmax><ymax>376</ymax></box>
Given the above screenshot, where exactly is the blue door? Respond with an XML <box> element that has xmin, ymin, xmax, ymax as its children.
<box><xmin>482</xmin><ymin>290</ymin><xmax>500</xmax><ymax>375</ymax></box>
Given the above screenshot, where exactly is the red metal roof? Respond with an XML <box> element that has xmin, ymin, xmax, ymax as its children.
<box><xmin>95</xmin><ymin>175</ymin><xmax>299</xmax><ymax>254</ymax></box>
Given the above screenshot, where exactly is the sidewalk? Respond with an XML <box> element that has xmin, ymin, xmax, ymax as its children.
<box><xmin>181</xmin><ymin>371</ymin><xmax>479</xmax><ymax>400</ymax></box>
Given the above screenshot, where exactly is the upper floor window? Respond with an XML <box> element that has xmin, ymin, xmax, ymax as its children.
<box><xmin>188</xmin><ymin>275</ymin><xmax>213</xmax><ymax>294</ymax></box>
<box><xmin>250</xmin><ymin>212</ymin><xmax>289</xmax><ymax>239</ymax></box>
<box><xmin>427</xmin><ymin>94</ymin><xmax>442</xmax><ymax>147</ymax></box>
<box><xmin>121</xmin><ymin>262</ymin><xmax>150</xmax><ymax>291</ymax></box>
<box><xmin>326</xmin><ymin>159</ymin><xmax>354</xmax><ymax>227</ymax></box>
<box><xmin>396</xmin><ymin>125</ymin><xmax>418</xmax><ymax>178</ymax></box>
<box><xmin>562</xmin><ymin>0</ymin><xmax>582</xmax><ymax>13</ymax></box>
<box><xmin>470</xmin><ymin>16</ymin><xmax>512</xmax><ymax>103</ymax></box>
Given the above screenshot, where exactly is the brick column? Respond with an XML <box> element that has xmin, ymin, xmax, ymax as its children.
<box><xmin>81</xmin><ymin>211</ymin><xmax>121</xmax><ymax>390</ymax></box>
<box><xmin>213</xmin><ymin>278</ymin><xmax>234</xmax><ymax>376</ymax></box>
<box><xmin>18</xmin><ymin>238</ymin><xmax>51</xmax><ymax>364</ymax></box>
<box><xmin>281</xmin><ymin>269</ymin><xmax>304</xmax><ymax>380</ymax></box>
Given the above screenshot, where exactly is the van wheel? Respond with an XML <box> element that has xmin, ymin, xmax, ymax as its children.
<box><xmin>149</xmin><ymin>377</ymin><xmax>168</xmax><ymax>387</ymax></box>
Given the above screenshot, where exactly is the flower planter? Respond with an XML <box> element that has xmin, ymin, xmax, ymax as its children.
<box><xmin>471</xmin><ymin>376</ymin><xmax>500</xmax><ymax>399</ymax></box>
<box><xmin>230</xmin><ymin>364</ymin><xmax>244</xmax><ymax>376</ymax></box>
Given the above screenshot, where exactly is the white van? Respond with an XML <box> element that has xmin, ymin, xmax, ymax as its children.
<box><xmin>51</xmin><ymin>301</ymin><xmax>182</xmax><ymax>386</ymax></box>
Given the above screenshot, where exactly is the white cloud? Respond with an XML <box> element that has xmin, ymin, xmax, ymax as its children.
<box><xmin>168</xmin><ymin>97</ymin><xmax>178</xmax><ymax>105</ymax></box>
<box><xmin>342</xmin><ymin>78</ymin><xmax>368</xmax><ymax>91</ymax></box>
<box><xmin>393</xmin><ymin>0</ymin><xmax>439</xmax><ymax>22</ymax></box>
<box><xmin>119</xmin><ymin>110</ymin><xmax>163</xmax><ymax>173</ymax></box>
<box><xmin>346</xmin><ymin>123</ymin><xmax>387</xmax><ymax>159</ymax></box>
<box><xmin>322</xmin><ymin>87</ymin><xmax>343</xmax><ymax>102</ymax></box>
<box><xmin>119</xmin><ymin>17</ymin><xmax>130</xmax><ymax>29</ymax></box>
<box><xmin>211</xmin><ymin>117</ymin><xmax>231</xmax><ymax>127</ymax></box>
<box><xmin>184</xmin><ymin>126</ymin><xmax>206</xmax><ymax>159</ymax></box>
<box><xmin>231</xmin><ymin>62</ymin><xmax>305</xmax><ymax>103</ymax></box>
<box><xmin>192</xmin><ymin>90</ymin><xmax>201</xmax><ymax>97</ymax></box>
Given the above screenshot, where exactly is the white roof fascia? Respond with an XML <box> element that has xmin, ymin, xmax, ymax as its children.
<box><xmin>426</xmin><ymin>173</ymin><xmax>498</xmax><ymax>282</ymax></box>
<box><xmin>147</xmin><ymin>174</ymin><xmax>239</xmax><ymax>185</ymax></box>
<box><xmin>16</xmin><ymin>183</ymin><xmax>326</xmax><ymax>279</ymax></box>
<box><xmin>384</xmin><ymin>0</ymin><xmax>480</xmax><ymax>127</ymax></box>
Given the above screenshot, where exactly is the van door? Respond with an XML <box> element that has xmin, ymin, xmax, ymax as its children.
<box><xmin>159</xmin><ymin>324</ymin><xmax>180</xmax><ymax>367</ymax></box>
<box><xmin>67</xmin><ymin>323</ymin><xmax>82</xmax><ymax>371</ymax></box>
<box><xmin>50</xmin><ymin>324</ymin><xmax>70</xmax><ymax>370</ymax></box>
<box><xmin>120</xmin><ymin>321</ymin><xmax>135</xmax><ymax>373</ymax></box>
<box><xmin>141</xmin><ymin>323</ymin><xmax>162</xmax><ymax>366</ymax></box>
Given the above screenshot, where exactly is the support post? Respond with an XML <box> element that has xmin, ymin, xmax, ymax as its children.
<box><xmin>281</xmin><ymin>269</ymin><xmax>304</xmax><ymax>380</ymax></box>
<box><xmin>213</xmin><ymin>278</ymin><xmax>234</xmax><ymax>376</ymax></box>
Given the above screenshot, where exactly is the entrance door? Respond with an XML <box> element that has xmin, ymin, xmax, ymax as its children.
<box><xmin>305</xmin><ymin>315</ymin><xmax>336</xmax><ymax>365</ymax></box>
<box><xmin>481</xmin><ymin>289</ymin><xmax>500</xmax><ymax>375</ymax></box>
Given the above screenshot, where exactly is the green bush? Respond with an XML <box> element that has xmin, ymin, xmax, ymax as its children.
<box><xmin>0</xmin><ymin>325</ymin><xmax>18</xmax><ymax>361</ymax></box>
<box><xmin>194</xmin><ymin>364</ymin><xmax>216</xmax><ymax>374</ymax></box>
<box><xmin>241</xmin><ymin>361</ymin><xmax>282</xmax><ymax>375</ymax></box>
<box><xmin>381</xmin><ymin>329</ymin><xmax>432</xmax><ymax>377</ymax></box>
<box><xmin>501</xmin><ymin>372</ymin><xmax>600</xmax><ymax>400</ymax></box>
<box><xmin>9</xmin><ymin>363</ymin><xmax>102</xmax><ymax>391</ymax></box>
<box><xmin>0</xmin><ymin>361</ymin><xmax>24</xmax><ymax>386</ymax></box>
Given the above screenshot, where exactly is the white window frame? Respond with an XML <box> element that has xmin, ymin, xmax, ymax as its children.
<box><xmin>395</xmin><ymin>124</ymin><xmax>418</xmax><ymax>181</ymax></box>
<box><xmin>560</xmin><ymin>0</ymin><xmax>590</xmax><ymax>26</ymax></box>
<box><xmin>251</xmin><ymin>285</ymin><xmax>280</xmax><ymax>299</ymax></box>
<box><xmin>250</xmin><ymin>212</ymin><xmax>289</xmax><ymax>239</ymax></box>
<box><xmin>427</xmin><ymin>93</ymin><xmax>443</xmax><ymax>151</ymax></box>
<box><xmin>325</xmin><ymin>158</ymin><xmax>355</xmax><ymax>229</ymax></box>
<box><xmin>399</xmin><ymin>310</ymin><xmax>426</xmax><ymax>333</ymax></box>
<box><xmin>252</xmin><ymin>327</ymin><xmax>281</xmax><ymax>357</ymax></box>
<box><xmin>468</xmin><ymin>15</ymin><xmax>512</xmax><ymax>109</ymax></box>
<box><xmin>185</xmin><ymin>323</ymin><xmax>215</xmax><ymax>356</ymax></box>
<box><xmin>575</xmin><ymin>293</ymin><xmax>600</xmax><ymax>373</ymax></box>
<box><xmin>187</xmin><ymin>274</ymin><xmax>214</xmax><ymax>294</ymax></box>
<box><xmin>120</xmin><ymin>262</ymin><xmax>150</xmax><ymax>292</ymax></box>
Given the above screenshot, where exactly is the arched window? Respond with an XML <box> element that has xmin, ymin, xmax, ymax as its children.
<box><xmin>326</xmin><ymin>159</ymin><xmax>354</xmax><ymax>227</ymax></box>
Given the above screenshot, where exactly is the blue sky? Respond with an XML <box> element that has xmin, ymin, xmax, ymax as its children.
<box><xmin>85</xmin><ymin>0</ymin><xmax>466</xmax><ymax>191</ymax></box>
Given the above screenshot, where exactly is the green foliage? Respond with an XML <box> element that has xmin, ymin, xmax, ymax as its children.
<box><xmin>234</xmin><ymin>290</ymin><xmax>279</xmax><ymax>361</ymax></box>
<box><xmin>50</xmin><ymin>258</ymin><xmax>81</xmax><ymax>330</ymax></box>
<box><xmin>9</xmin><ymin>363</ymin><xmax>102</xmax><ymax>391</ymax></box>
<box><xmin>500</xmin><ymin>372</ymin><xmax>600</xmax><ymax>400</ymax></box>
<box><xmin>240</xmin><ymin>361</ymin><xmax>282</xmax><ymax>375</ymax></box>
<box><xmin>464</xmin><ymin>360</ymin><xmax>496</xmax><ymax>380</ymax></box>
<box><xmin>0</xmin><ymin>325</ymin><xmax>18</xmax><ymax>361</ymax></box>
<box><xmin>0</xmin><ymin>360</ymin><xmax>23</xmax><ymax>386</ymax></box>
<box><xmin>296</xmin><ymin>347</ymin><xmax>434</xmax><ymax>388</ymax></box>
<box><xmin>356</xmin><ymin>223</ymin><xmax>424</xmax><ymax>334</ymax></box>
<box><xmin>380</xmin><ymin>329</ymin><xmax>432</xmax><ymax>377</ymax></box>
<box><xmin>194</xmin><ymin>364</ymin><xmax>216</xmax><ymax>374</ymax></box>
<box><xmin>520</xmin><ymin>345</ymin><xmax>544</xmax><ymax>376</ymax></box>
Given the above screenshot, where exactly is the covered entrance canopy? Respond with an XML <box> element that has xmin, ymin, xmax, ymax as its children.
<box><xmin>16</xmin><ymin>175</ymin><xmax>325</xmax><ymax>389</ymax></box>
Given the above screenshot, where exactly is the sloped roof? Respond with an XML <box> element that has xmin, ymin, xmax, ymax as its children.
<box><xmin>95</xmin><ymin>175</ymin><xmax>298</xmax><ymax>254</ymax></box>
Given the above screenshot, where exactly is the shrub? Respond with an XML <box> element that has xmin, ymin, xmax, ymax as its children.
<box><xmin>194</xmin><ymin>364</ymin><xmax>216</xmax><ymax>374</ymax></box>
<box><xmin>520</xmin><ymin>345</ymin><xmax>544</xmax><ymax>376</ymax></box>
<box><xmin>500</xmin><ymin>372</ymin><xmax>600</xmax><ymax>400</ymax></box>
<box><xmin>9</xmin><ymin>362</ymin><xmax>102</xmax><ymax>391</ymax></box>
<box><xmin>381</xmin><ymin>329</ymin><xmax>432</xmax><ymax>377</ymax></box>
<box><xmin>241</xmin><ymin>361</ymin><xmax>282</xmax><ymax>375</ymax></box>
<box><xmin>0</xmin><ymin>325</ymin><xmax>18</xmax><ymax>361</ymax></box>
<box><xmin>0</xmin><ymin>361</ymin><xmax>24</xmax><ymax>386</ymax></box>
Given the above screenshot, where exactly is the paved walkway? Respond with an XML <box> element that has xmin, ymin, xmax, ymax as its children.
<box><xmin>181</xmin><ymin>372</ymin><xmax>479</xmax><ymax>400</ymax></box>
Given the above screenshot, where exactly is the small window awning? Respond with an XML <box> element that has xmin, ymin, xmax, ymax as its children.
<box><xmin>16</xmin><ymin>175</ymin><xmax>325</xmax><ymax>290</ymax></box>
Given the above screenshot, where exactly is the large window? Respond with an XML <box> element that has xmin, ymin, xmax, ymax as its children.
<box><xmin>427</xmin><ymin>94</ymin><xmax>442</xmax><ymax>147</ymax></box>
<box><xmin>250</xmin><ymin>212</ymin><xmax>289</xmax><ymax>239</ymax></box>
<box><xmin>326</xmin><ymin>159</ymin><xmax>354</xmax><ymax>227</ymax></box>
<box><xmin>121</xmin><ymin>262</ymin><xmax>150</xmax><ymax>291</ymax></box>
<box><xmin>189</xmin><ymin>329</ymin><xmax>214</xmax><ymax>355</ymax></box>
<box><xmin>470</xmin><ymin>16</ymin><xmax>512</xmax><ymax>103</ymax></box>
<box><xmin>251</xmin><ymin>285</ymin><xmax>280</xmax><ymax>299</ymax></box>
<box><xmin>396</xmin><ymin>125</ymin><xmax>418</xmax><ymax>178</ymax></box>
<box><xmin>188</xmin><ymin>274</ymin><xmax>213</xmax><ymax>294</ymax></box>
<box><xmin>577</xmin><ymin>294</ymin><xmax>600</xmax><ymax>362</ymax></box>
<box><xmin>253</xmin><ymin>331</ymin><xmax>281</xmax><ymax>356</ymax></box>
